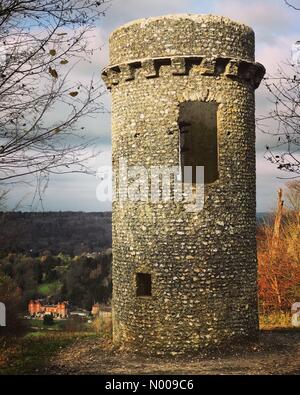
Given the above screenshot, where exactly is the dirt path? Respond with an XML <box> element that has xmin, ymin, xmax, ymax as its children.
<box><xmin>48</xmin><ymin>330</ymin><xmax>300</xmax><ymax>375</ymax></box>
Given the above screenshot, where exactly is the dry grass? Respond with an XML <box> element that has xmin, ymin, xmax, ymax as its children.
<box><xmin>259</xmin><ymin>311</ymin><xmax>292</xmax><ymax>330</ymax></box>
<box><xmin>91</xmin><ymin>314</ymin><xmax>112</xmax><ymax>339</ymax></box>
<box><xmin>258</xmin><ymin>213</ymin><xmax>300</xmax><ymax>311</ymax></box>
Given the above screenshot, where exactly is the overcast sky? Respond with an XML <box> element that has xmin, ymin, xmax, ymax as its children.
<box><xmin>8</xmin><ymin>0</ymin><xmax>300</xmax><ymax>212</ymax></box>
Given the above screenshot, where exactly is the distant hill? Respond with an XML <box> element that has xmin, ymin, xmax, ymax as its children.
<box><xmin>0</xmin><ymin>211</ymin><xmax>272</xmax><ymax>256</ymax></box>
<box><xmin>0</xmin><ymin>212</ymin><xmax>112</xmax><ymax>256</ymax></box>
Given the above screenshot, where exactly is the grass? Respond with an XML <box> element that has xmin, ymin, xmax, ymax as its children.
<box><xmin>27</xmin><ymin>318</ymin><xmax>67</xmax><ymax>331</ymax></box>
<box><xmin>259</xmin><ymin>311</ymin><xmax>292</xmax><ymax>330</ymax></box>
<box><xmin>0</xmin><ymin>316</ymin><xmax>101</xmax><ymax>375</ymax></box>
<box><xmin>37</xmin><ymin>281</ymin><xmax>62</xmax><ymax>297</ymax></box>
<box><xmin>0</xmin><ymin>331</ymin><xmax>98</xmax><ymax>375</ymax></box>
<box><xmin>0</xmin><ymin>312</ymin><xmax>293</xmax><ymax>375</ymax></box>
<box><xmin>91</xmin><ymin>314</ymin><xmax>112</xmax><ymax>339</ymax></box>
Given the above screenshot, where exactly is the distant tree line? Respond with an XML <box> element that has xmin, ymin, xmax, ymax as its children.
<box><xmin>0</xmin><ymin>211</ymin><xmax>112</xmax><ymax>255</ymax></box>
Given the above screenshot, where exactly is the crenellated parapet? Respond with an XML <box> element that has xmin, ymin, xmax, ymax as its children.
<box><xmin>102</xmin><ymin>55</ymin><xmax>265</xmax><ymax>90</ymax></box>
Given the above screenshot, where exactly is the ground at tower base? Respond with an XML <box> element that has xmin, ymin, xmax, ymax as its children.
<box><xmin>23</xmin><ymin>330</ymin><xmax>300</xmax><ymax>374</ymax></box>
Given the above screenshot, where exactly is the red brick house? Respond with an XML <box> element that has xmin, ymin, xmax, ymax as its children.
<box><xmin>28</xmin><ymin>300</ymin><xmax>69</xmax><ymax>318</ymax></box>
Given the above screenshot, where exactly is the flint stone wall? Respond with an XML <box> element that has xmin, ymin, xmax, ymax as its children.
<box><xmin>102</xmin><ymin>14</ymin><xmax>265</xmax><ymax>355</ymax></box>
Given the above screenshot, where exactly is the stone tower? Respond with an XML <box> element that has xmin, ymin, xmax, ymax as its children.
<box><xmin>102</xmin><ymin>14</ymin><xmax>265</xmax><ymax>354</ymax></box>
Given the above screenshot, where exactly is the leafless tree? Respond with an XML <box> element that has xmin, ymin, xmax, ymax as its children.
<box><xmin>258</xmin><ymin>61</ymin><xmax>300</xmax><ymax>176</ymax></box>
<box><xmin>0</xmin><ymin>0</ymin><xmax>110</xmax><ymax>203</ymax></box>
<box><xmin>257</xmin><ymin>1</ymin><xmax>300</xmax><ymax>176</ymax></box>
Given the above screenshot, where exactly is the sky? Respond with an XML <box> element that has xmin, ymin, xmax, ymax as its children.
<box><xmin>7</xmin><ymin>0</ymin><xmax>300</xmax><ymax>212</ymax></box>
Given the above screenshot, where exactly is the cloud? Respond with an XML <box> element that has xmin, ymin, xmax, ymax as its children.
<box><xmin>212</xmin><ymin>0</ymin><xmax>298</xmax><ymax>45</ymax></box>
<box><xmin>102</xmin><ymin>0</ymin><xmax>197</xmax><ymax>32</ymax></box>
<box><xmin>256</xmin><ymin>154</ymin><xmax>289</xmax><ymax>212</ymax></box>
<box><xmin>256</xmin><ymin>35</ymin><xmax>299</xmax><ymax>73</ymax></box>
<box><xmin>5</xmin><ymin>144</ymin><xmax>112</xmax><ymax>212</ymax></box>
<box><xmin>8</xmin><ymin>0</ymin><xmax>298</xmax><ymax>212</ymax></box>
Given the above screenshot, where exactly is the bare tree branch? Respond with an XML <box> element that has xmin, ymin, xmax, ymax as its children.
<box><xmin>255</xmin><ymin>1</ymin><xmax>300</xmax><ymax>177</ymax></box>
<box><xmin>284</xmin><ymin>0</ymin><xmax>300</xmax><ymax>11</ymax></box>
<box><xmin>257</xmin><ymin>59</ymin><xmax>300</xmax><ymax>176</ymax></box>
<box><xmin>0</xmin><ymin>0</ymin><xmax>111</xmax><ymax>205</ymax></box>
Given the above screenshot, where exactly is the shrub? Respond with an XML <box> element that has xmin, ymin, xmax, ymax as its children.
<box><xmin>0</xmin><ymin>273</ymin><xmax>25</xmax><ymax>336</ymax></box>
<box><xmin>258</xmin><ymin>185</ymin><xmax>300</xmax><ymax>312</ymax></box>
<box><xmin>43</xmin><ymin>314</ymin><xmax>54</xmax><ymax>326</ymax></box>
<box><xmin>259</xmin><ymin>311</ymin><xmax>292</xmax><ymax>329</ymax></box>
<box><xmin>92</xmin><ymin>314</ymin><xmax>112</xmax><ymax>338</ymax></box>
<box><xmin>60</xmin><ymin>317</ymin><xmax>85</xmax><ymax>332</ymax></box>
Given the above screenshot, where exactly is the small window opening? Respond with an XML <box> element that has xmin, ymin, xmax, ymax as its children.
<box><xmin>179</xmin><ymin>101</ymin><xmax>219</xmax><ymax>184</ymax></box>
<box><xmin>136</xmin><ymin>273</ymin><xmax>152</xmax><ymax>297</ymax></box>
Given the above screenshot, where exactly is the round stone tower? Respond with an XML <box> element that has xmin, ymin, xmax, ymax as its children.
<box><xmin>102</xmin><ymin>14</ymin><xmax>265</xmax><ymax>354</ymax></box>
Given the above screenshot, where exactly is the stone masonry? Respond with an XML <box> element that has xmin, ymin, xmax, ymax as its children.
<box><xmin>102</xmin><ymin>14</ymin><xmax>266</xmax><ymax>354</ymax></box>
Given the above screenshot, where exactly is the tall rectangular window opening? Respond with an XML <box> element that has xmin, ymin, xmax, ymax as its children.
<box><xmin>136</xmin><ymin>273</ymin><xmax>152</xmax><ymax>297</ymax></box>
<box><xmin>179</xmin><ymin>101</ymin><xmax>219</xmax><ymax>184</ymax></box>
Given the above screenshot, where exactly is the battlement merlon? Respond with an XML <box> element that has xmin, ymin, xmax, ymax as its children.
<box><xmin>101</xmin><ymin>56</ymin><xmax>266</xmax><ymax>90</ymax></box>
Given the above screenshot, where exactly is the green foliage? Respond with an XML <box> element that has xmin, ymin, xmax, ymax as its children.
<box><xmin>61</xmin><ymin>254</ymin><xmax>112</xmax><ymax>309</ymax></box>
<box><xmin>0</xmin><ymin>251</ymin><xmax>112</xmax><ymax>311</ymax></box>
<box><xmin>43</xmin><ymin>315</ymin><xmax>54</xmax><ymax>326</ymax></box>
<box><xmin>0</xmin><ymin>332</ymin><xmax>97</xmax><ymax>374</ymax></box>
<box><xmin>38</xmin><ymin>281</ymin><xmax>62</xmax><ymax>297</ymax></box>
